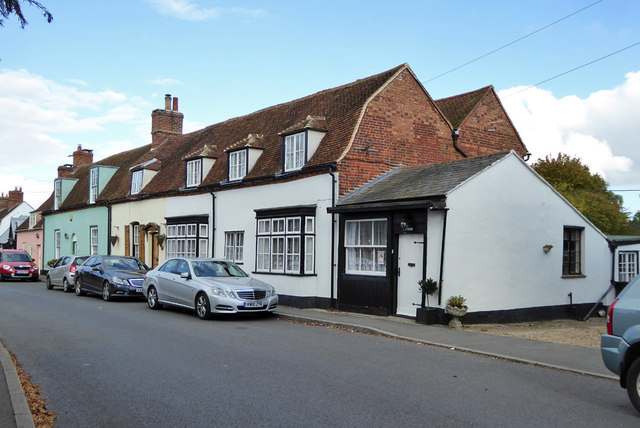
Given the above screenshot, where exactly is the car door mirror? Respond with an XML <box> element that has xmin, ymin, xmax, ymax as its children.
<box><xmin>180</xmin><ymin>272</ymin><xmax>191</xmax><ymax>280</ymax></box>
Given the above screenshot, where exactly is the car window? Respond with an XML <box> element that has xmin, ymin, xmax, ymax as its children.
<box><xmin>62</xmin><ymin>256</ymin><xmax>71</xmax><ymax>265</ymax></box>
<box><xmin>1</xmin><ymin>252</ymin><xmax>33</xmax><ymax>262</ymax></box>
<box><xmin>84</xmin><ymin>257</ymin><xmax>97</xmax><ymax>267</ymax></box>
<box><xmin>176</xmin><ymin>260</ymin><xmax>190</xmax><ymax>276</ymax></box>
<box><xmin>54</xmin><ymin>258</ymin><xmax>64</xmax><ymax>267</ymax></box>
<box><xmin>191</xmin><ymin>261</ymin><xmax>247</xmax><ymax>278</ymax></box>
<box><xmin>160</xmin><ymin>259</ymin><xmax>179</xmax><ymax>273</ymax></box>
<box><xmin>104</xmin><ymin>258</ymin><xmax>142</xmax><ymax>271</ymax></box>
<box><xmin>74</xmin><ymin>256</ymin><xmax>89</xmax><ymax>265</ymax></box>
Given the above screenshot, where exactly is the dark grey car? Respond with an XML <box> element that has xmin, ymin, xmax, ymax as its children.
<box><xmin>46</xmin><ymin>255</ymin><xmax>89</xmax><ymax>292</ymax></box>
<box><xmin>601</xmin><ymin>275</ymin><xmax>640</xmax><ymax>412</ymax></box>
<box><xmin>75</xmin><ymin>255</ymin><xmax>149</xmax><ymax>301</ymax></box>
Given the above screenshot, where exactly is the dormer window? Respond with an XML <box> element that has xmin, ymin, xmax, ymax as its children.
<box><xmin>228</xmin><ymin>150</ymin><xmax>247</xmax><ymax>181</ymax></box>
<box><xmin>89</xmin><ymin>168</ymin><xmax>98</xmax><ymax>203</ymax></box>
<box><xmin>131</xmin><ymin>170</ymin><xmax>143</xmax><ymax>195</ymax></box>
<box><xmin>284</xmin><ymin>132</ymin><xmax>306</xmax><ymax>172</ymax></box>
<box><xmin>29</xmin><ymin>213</ymin><xmax>36</xmax><ymax>229</ymax></box>
<box><xmin>186</xmin><ymin>158</ymin><xmax>202</xmax><ymax>187</ymax></box>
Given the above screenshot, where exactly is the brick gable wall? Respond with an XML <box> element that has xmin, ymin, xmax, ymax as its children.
<box><xmin>455</xmin><ymin>91</ymin><xmax>527</xmax><ymax>158</ymax></box>
<box><xmin>337</xmin><ymin>69</ymin><xmax>459</xmax><ymax>197</ymax></box>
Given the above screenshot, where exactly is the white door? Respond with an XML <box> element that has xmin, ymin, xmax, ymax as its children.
<box><xmin>396</xmin><ymin>234</ymin><xmax>424</xmax><ymax>317</ymax></box>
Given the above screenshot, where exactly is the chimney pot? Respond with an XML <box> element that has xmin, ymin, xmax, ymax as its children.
<box><xmin>164</xmin><ymin>94</ymin><xmax>171</xmax><ymax>110</ymax></box>
<box><xmin>172</xmin><ymin>97</ymin><xmax>178</xmax><ymax>111</ymax></box>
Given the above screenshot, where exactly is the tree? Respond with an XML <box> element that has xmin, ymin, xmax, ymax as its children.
<box><xmin>0</xmin><ymin>0</ymin><xmax>52</xmax><ymax>28</ymax></box>
<box><xmin>533</xmin><ymin>153</ymin><xmax>630</xmax><ymax>235</ymax></box>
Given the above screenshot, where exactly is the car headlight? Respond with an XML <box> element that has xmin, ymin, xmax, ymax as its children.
<box><xmin>112</xmin><ymin>277</ymin><xmax>127</xmax><ymax>286</ymax></box>
<box><xmin>210</xmin><ymin>286</ymin><xmax>226</xmax><ymax>297</ymax></box>
<box><xmin>2</xmin><ymin>265</ymin><xmax>12</xmax><ymax>271</ymax></box>
<box><xmin>267</xmin><ymin>286</ymin><xmax>277</xmax><ymax>297</ymax></box>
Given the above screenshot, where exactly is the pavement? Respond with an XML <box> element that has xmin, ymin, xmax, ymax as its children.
<box><xmin>0</xmin><ymin>306</ymin><xmax>616</xmax><ymax>427</ymax></box>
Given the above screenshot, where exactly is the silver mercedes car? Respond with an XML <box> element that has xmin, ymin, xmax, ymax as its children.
<box><xmin>142</xmin><ymin>258</ymin><xmax>278</xmax><ymax>319</ymax></box>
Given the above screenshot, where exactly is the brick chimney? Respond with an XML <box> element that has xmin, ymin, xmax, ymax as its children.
<box><xmin>0</xmin><ymin>193</ymin><xmax>8</xmax><ymax>210</ymax></box>
<box><xmin>73</xmin><ymin>145</ymin><xmax>93</xmax><ymax>168</ymax></box>
<box><xmin>151</xmin><ymin>94</ymin><xmax>184</xmax><ymax>149</ymax></box>
<box><xmin>58</xmin><ymin>164</ymin><xmax>74</xmax><ymax>178</ymax></box>
<box><xmin>8</xmin><ymin>187</ymin><xmax>23</xmax><ymax>208</ymax></box>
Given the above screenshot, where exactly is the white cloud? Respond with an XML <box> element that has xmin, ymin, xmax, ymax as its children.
<box><xmin>144</xmin><ymin>0</ymin><xmax>265</xmax><ymax>21</ymax></box>
<box><xmin>0</xmin><ymin>69</ymin><xmax>151</xmax><ymax>208</ymax></box>
<box><xmin>498</xmin><ymin>72</ymin><xmax>640</xmax><ymax>188</ymax></box>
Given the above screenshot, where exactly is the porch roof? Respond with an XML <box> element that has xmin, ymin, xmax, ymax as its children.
<box><xmin>333</xmin><ymin>151</ymin><xmax>510</xmax><ymax>210</ymax></box>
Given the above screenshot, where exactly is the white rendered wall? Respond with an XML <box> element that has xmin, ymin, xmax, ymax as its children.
<box><xmin>0</xmin><ymin>202</ymin><xmax>34</xmax><ymax>241</ymax></box>
<box><xmin>214</xmin><ymin>173</ymin><xmax>334</xmax><ymax>299</ymax></box>
<box><xmin>441</xmin><ymin>153</ymin><xmax>611</xmax><ymax>313</ymax></box>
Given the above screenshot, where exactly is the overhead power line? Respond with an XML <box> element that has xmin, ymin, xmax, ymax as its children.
<box><xmin>511</xmin><ymin>41</ymin><xmax>640</xmax><ymax>95</ymax></box>
<box><xmin>424</xmin><ymin>0</ymin><xmax>604</xmax><ymax>83</ymax></box>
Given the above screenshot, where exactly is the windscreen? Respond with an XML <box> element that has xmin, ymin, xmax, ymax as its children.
<box><xmin>1</xmin><ymin>252</ymin><xmax>33</xmax><ymax>262</ymax></box>
<box><xmin>191</xmin><ymin>261</ymin><xmax>247</xmax><ymax>278</ymax></box>
<box><xmin>104</xmin><ymin>257</ymin><xmax>148</xmax><ymax>271</ymax></box>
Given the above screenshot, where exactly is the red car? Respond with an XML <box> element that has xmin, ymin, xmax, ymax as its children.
<box><xmin>0</xmin><ymin>250</ymin><xmax>39</xmax><ymax>282</ymax></box>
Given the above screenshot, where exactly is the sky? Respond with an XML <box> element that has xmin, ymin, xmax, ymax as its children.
<box><xmin>1</xmin><ymin>0</ymin><xmax>639</xmax><ymax>216</ymax></box>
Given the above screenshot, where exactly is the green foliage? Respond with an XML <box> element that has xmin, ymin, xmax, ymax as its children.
<box><xmin>46</xmin><ymin>258</ymin><xmax>57</xmax><ymax>267</ymax></box>
<box><xmin>533</xmin><ymin>154</ymin><xmax>630</xmax><ymax>235</ymax></box>
<box><xmin>418</xmin><ymin>278</ymin><xmax>438</xmax><ymax>308</ymax></box>
<box><xmin>0</xmin><ymin>0</ymin><xmax>52</xmax><ymax>28</ymax></box>
<box><xmin>446</xmin><ymin>295</ymin><xmax>467</xmax><ymax>309</ymax></box>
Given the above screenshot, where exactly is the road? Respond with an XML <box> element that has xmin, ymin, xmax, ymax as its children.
<box><xmin>0</xmin><ymin>280</ymin><xmax>637</xmax><ymax>427</ymax></box>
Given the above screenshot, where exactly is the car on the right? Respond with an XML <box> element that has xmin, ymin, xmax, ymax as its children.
<box><xmin>142</xmin><ymin>258</ymin><xmax>278</xmax><ymax>320</ymax></box>
<box><xmin>601</xmin><ymin>275</ymin><xmax>640</xmax><ymax>413</ymax></box>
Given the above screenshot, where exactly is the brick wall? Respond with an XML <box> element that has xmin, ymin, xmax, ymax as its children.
<box><xmin>337</xmin><ymin>69</ymin><xmax>459</xmax><ymax>197</ymax></box>
<box><xmin>151</xmin><ymin>109</ymin><xmax>184</xmax><ymax>148</ymax></box>
<box><xmin>456</xmin><ymin>91</ymin><xmax>528</xmax><ymax>158</ymax></box>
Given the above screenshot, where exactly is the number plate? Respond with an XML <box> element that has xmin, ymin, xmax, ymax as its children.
<box><xmin>16</xmin><ymin>270</ymin><xmax>28</xmax><ymax>275</ymax></box>
<box><xmin>135</xmin><ymin>288</ymin><xmax>143</xmax><ymax>293</ymax></box>
<box><xmin>244</xmin><ymin>301</ymin><xmax>263</xmax><ymax>308</ymax></box>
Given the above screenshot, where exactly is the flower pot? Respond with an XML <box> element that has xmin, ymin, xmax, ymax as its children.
<box><xmin>416</xmin><ymin>307</ymin><xmax>439</xmax><ymax>325</ymax></box>
<box><xmin>445</xmin><ymin>305</ymin><xmax>468</xmax><ymax>329</ymax></box>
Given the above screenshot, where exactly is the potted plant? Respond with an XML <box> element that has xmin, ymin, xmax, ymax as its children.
<box><xmin>445</xmin><ymin>295</ymin><xmax>468</xmax><ymax>329</ymax></box>
<box><xmin>416</xmin><ymin>278</ymin><xmax>439</xmax><ymax>325</ymax></box>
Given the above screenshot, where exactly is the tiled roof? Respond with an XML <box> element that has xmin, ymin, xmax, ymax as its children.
<box><xmin>139</xmin><ymin>64</ymin><xmax>408</xmax><ymax>194</ymax></box>
<box><xmin>337</xmin><ymin>151</ymin><xmax>511</xmax><ymax>206</ymax></box>
<box><xmin>435</xmin><ymin>86</ymin><xmax>493</xmax><ymax>129</ymax></box>
<box><xmin>15</xmin><ymin>217</ymin><xmax>29</xmax><ymax>232</ymax></box>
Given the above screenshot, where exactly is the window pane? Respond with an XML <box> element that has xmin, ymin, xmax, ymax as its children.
<box><xmin>305</xmin><ymin>217</ymin><xmax>314</xmax><ymax>234</ymax></box>
<box><xmin>287</xmin><ymin>217</ymin><xmax>301</xmax><ymax>233</ymax></box>
<box><xmin>346</xmin><ymin>221</ymin><xmax>358</xmax><ymax>246</ymax></box>
<box><xmin>199</xmin><ymin>239</ymin><xmax>208</xmax><ymax>258</ymax></box>
<box><xmin>305</xmin><ymin>236</ymin><xmax>314</xmax><ymax>274</ymax></box>
<box><xmin>359</xmin><ymin>221</ymin><xmax>372</xmax><ymax>246</ymax></box>
<box><xmin>373</xmin><ymin>220</ymin><xmax>386</xmax><ymax>246</ymax></box>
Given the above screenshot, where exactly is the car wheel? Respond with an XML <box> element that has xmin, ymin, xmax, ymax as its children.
<box><xmin>62</xmin><ymin>278</ymin><xmax>71</xmax><ymax>293</ymax></box>
<box><xmin>102</xmin><ymin>282</ymin><xmax>112</xmax><ymax>302</ymax></box>
<box><xmin>147</xmin><ymin>286</ymin><xmax>162</xmax><ymax>310</ymax></box>
<box><xmin>627</xmin><ymin>358</ymin><xmax>640</xmax><ymax>413</ymax></box>
<box><xmin>195</xmin><ymin>293</ymin><xmax>211</xmax><ymax>320</ymax></box>
<box><xmin>75</xmin><ymin>278</ymin><xmax>85</xmax><ymax>296</ymax></box>
<box><xmin>31</xmin><ymin>274</ymin><xmax>39</xmax><ymax>282</ymax></box>
<box><xmin>46</xmin><ymin>276</ymin><xmax>53</xmax><ymax>290</ymax></box>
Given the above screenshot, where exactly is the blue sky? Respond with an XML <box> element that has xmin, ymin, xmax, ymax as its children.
<box><xmin>2</xmin><ymin>0</ymin><xmax>640</xmax><ymax>215</ymax></box>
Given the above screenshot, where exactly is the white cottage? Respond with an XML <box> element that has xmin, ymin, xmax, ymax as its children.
<box><xmin>330</xmin><ymin>151</ymin><xmax>612</xmax><ymax>322</ymax></box>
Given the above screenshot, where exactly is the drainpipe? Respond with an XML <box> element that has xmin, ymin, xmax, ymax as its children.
<box><xmin>429</xmin><ymin>207</ymin><xmax>449</xmax><ymax>306</ymax></box>
<box><xmin>452</xmin><ymin>129</ymin><xmax>467</xmax><ymax>158</ymax></box>
<box><xmin>210</xmin><ymin>191</ymin><xmax>216</xmax><ymax>258</ymax></box>
<box><xmin>328</xmin><ymin>163</ymin><xmax>337</xmax><ymax>309</ymax></box>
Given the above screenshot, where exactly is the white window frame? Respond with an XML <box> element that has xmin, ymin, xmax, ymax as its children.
<box><xmin>228</xmin><ymin>150</ymin><xmax>247</xmax><ymax>181</ymax></box>
<box><xmin>54</xmin><ymin>230</ymin><xmax>61</xmax><ymax>259</ymax></box>
<box><xmin>132</xmin><ymin>224</ymin><xmax>140</xmax><ymax>258</ymax></box>
<box><xmin>619</xmin><ymin>251</ymin><xmax>638</xmax><ymax>283</ymax></box>
<box><xmin>166</xmin><ymin>221</ymin><xmax>208</xmax><ymax>258</ymax></box>
<box><xmin>255</xmin><ymin>215</ymin><xmax>314</xmax><ymax>275</ymax></box>
<box><xmin>345</xmin><ymin>219</ymin><xmax>387</xmax><ymax>276</ymax></box>
<box><xmin>90</xmin><ymin>226</ymin><xmax>99</xmax><ymax>255</ymax></box>
<box><xmin>186</xmin><ymin>159</ymin><xmax>202</xmax><ymax>188</ymax></box>
<box><xmin>29</xmin><ymin>213</ymin><xmax>36</xmax><ymax>229</ymax></box>
<box><xmin>284</xmin><ymin>132</ymin><xmax>306</xmax><ymax>172</ymax></box>
<box><xmin>89</xmin><ymin>168</ymin><xmax>98</xmax><ymax>204</ymax></box>
<box><xmin>54</xmin><ymin>180</ymin><xmax>61</xmax><ymax>210</ymax></box>
<box><xmin>131</xmin><ymin>170</ymin><xmax>143</xmax><ymax>195</ymax></box>
<box><xmin>224</xmin><ymin>231</ymin><xmax>245</xmax><ymax>263</ymax></box>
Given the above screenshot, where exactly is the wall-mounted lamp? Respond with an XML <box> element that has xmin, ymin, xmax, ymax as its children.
<box><xmin>69</xmin><ymin>215</ymin><xmax>73</xmax><ymax>221</ymax></box>
<box><xmin>543</xmin><ymin>244</ymin><xmax>553</xmax><ymax>254</ymax></box>
<box><xmin>35</xmin><ymin>233</ymin><xmax>39</xmax><ymax>239</ymax></box>
<box><xmin>400</xmin><ymin>220</ymin><xmax>414</xmax><ymax>233</ymax></box>
<box><xmin>64</xmin><ymin>233</ymin><xmax>69</xmax><ymax>239</ymax></box>
<box><xmin>110</xmin><ymin>236</ymin><xmax>119</xmax><ymax>247</ymax></box>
